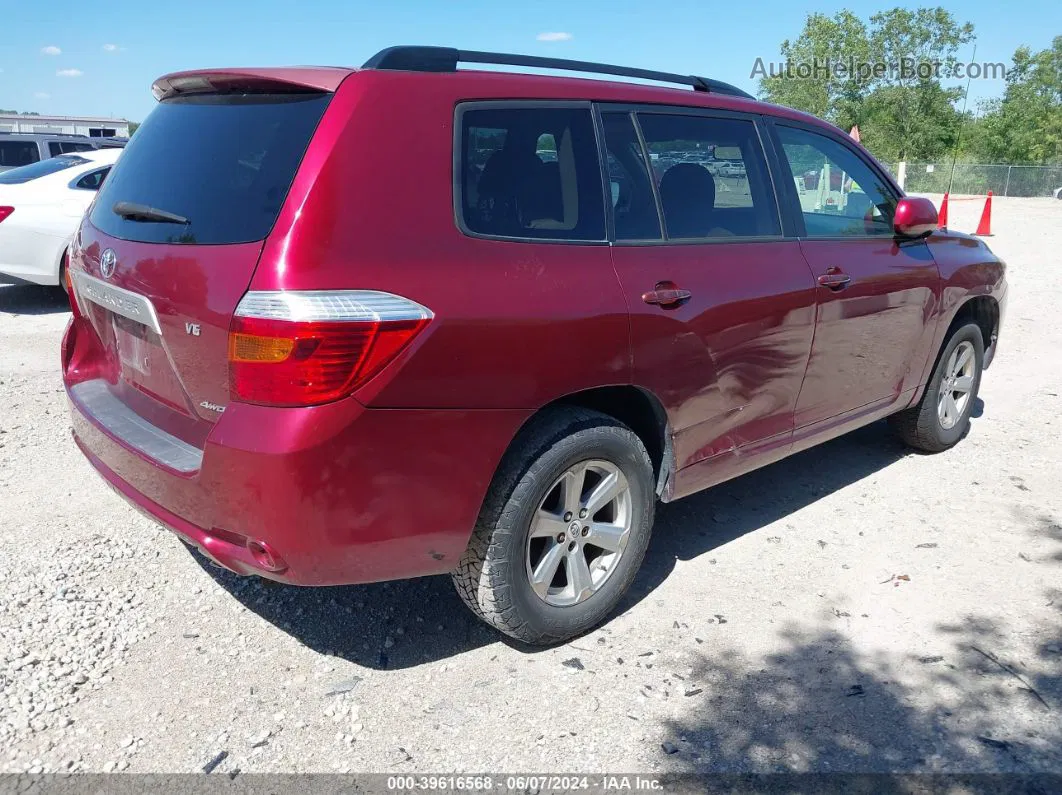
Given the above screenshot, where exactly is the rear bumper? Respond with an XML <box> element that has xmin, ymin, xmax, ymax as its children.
<box><xmin>67</xmin><ymin>370</ymin><xmax>529</xmax><ymax>586</ymax></box>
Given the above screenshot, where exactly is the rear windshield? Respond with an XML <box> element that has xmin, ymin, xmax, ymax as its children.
<box><xmin>89</xmin><ymin>92</ymin><xmax>330</xmax><ymax>245</ymax></box>
<box><xmin>0</xmin><ymin>154</ymin><xmax>89</xmax><ymax>184</ymax></box>
<box><xmin>0</xmin><ymin>141</ymin><xmax>41</xmax><ymax>169</ymax></box>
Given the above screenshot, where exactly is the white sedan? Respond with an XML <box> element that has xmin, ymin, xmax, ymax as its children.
<box><xmin>0</xmin><ymin>148</ymin><xmax>121</xmax><ymax>289</ymax></box>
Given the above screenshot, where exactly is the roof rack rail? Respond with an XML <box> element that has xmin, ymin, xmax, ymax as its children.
<box><xmin>0</xmin><ymin>131</ymin><xmax>92</xmax><ymax>138</ymax></box>
<box><xmin>362</xmin><ymin>46</ymin><xmax>755</xmax><ymax>100</ymax></box>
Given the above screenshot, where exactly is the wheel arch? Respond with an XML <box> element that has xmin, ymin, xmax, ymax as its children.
<box><xmin>496</xmin><ymin>385</ymin><xmax>675</xmax><ymax>503</ymax></box>
<box><xmin>948</xmin><ymin>295</ymin><xmax>999</xmax><ymax>366</ymax></box>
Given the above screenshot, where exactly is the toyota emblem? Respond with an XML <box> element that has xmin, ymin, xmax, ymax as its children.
<box><xmin>100</xmin><ymin>249</ymin><xmax>117</xmax><ymax>279</ymax></box>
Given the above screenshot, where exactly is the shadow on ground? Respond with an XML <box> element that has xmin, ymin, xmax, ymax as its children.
<box><xmin>658</xmin><ymin>607</ymin><xmax>1061</xmax><ymax>776</ymax></box>
<box><xmin>0</xmin><ymin>283</ymin><xmax>71</xmax><ymax>316</ymax></box>
<box><xmin>199</xmin><ymin>420</ymin><xmax>913</xmax><ymax>669</ymax></box>
<box><xmin>659</xmin><ymin>506</ymin><xmax>1062</xmax><ymax>775</ymax></box>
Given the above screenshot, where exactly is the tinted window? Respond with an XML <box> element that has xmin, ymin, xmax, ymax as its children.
<box><xmin>601</xmin><ymin>112</ymin><xmax>662</xmax><ymax>241</ymax></box>
<box><xmin>637</xmin><ymin>114</ymin><xmax>780</xmax><ymax>239</ymax></box>
<box><xmin>0</xmin><ymin>154</ymin><xmax>89</xmax><ymax>184</ymax></box>
<box><xmin>90</xmin><ymin>93</ymin><xmax>330</xmax><ymax>245</ymax></box>
<box><xmin>459</xmin><ymin>105</ymin><xmax>605</xmax><ymax>241</ymax></box>
<box><xmin>776</xmin><ymin>126</ymin><xmax>897</xmax><ymax>237</ymax></box>
<box><xmin>0</xmin><ymin>141</ymin><xmax>39</xmax><ymax>168</ymax></box>
<box><xmin>49</xmin><ymin>142</ymin><xmax>64</xmax><ymax>157</ymax></box>
<box><xmin>75</xmin><ymin>167</ymin><xmax>110</xmax><ymax>191</ymax></box>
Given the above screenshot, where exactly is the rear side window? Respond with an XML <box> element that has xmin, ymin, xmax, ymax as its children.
<box><xmin>50</xmin><ymin>141</ymin><xmax>96</xmax><ymax>156</ymax></box>
<box><xmin>0</xmin><ymin>154</ymin><xmax>89</xmax><ymax>184</ymax></box>
<box><xmin>458</xmin><ymin>105</ymin><xmax>605</xmax><ymax>242</ymax></box>
<box><xmin>75</xmin><ymin>167</ymin><xmax>111</xmax><ymax>191</ymax></box>
<box><xmin>600</xmin><ymin>112</ymin><xmax>662</xmax><ymax>241</ymax></box>
<box><xmin>89</xmin><ymin>93</ymin><xmax>330</xmax><ymax>245</ymax></box>
<box><xmin>637</xmin><ymin>114</ymin><xmax>780</xmax><ymax>239</ymax></box>
<box><xmin>0</xmin><ymin>141</ymin><xmax>40</xmax><ymax>169</ymax></box>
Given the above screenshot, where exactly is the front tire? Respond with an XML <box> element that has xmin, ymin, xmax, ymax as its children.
<box><xmin>890</xmin><ymin>322</ymin><xmax>984</xmax><ymax>452</ymax></box>
<box><xmin>452</xmin><ymin>408</ymin><xmax>655</xmax><ymax>645</ymax></box>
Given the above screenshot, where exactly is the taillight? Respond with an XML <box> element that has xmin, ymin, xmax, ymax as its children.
<box><xmin>228</xmin><ymin>290</ymin><xmax>433</xmax><ymax>407</ymax></box>
<box><xmin>0</xmin><ymin>207</ymin><xmax>14</xmax><ymax>224</ymax></box>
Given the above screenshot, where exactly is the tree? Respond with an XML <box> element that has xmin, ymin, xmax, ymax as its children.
<box><xmin>759</xmin><ymin>7</ymin><xmax>975</xmax><ymax>161</ymax></box>
<box><xmin>756</xmin><ymin>11</ymin><xmax>872</xmax><ymax>124</ymax></box>
<box><xmin>968</xmin><ymin>37</ymin><xmax>1061</xmax><ymax>164</ymax></box>
<box><xmin>128</xmin><ymin>122</ymin><xmax>140</xmax><ymax>136</ymax></box>
<box><xmin>863</xmin><ymin>8</ymin><xmax>973</xmax><ymax>160</ymax></box>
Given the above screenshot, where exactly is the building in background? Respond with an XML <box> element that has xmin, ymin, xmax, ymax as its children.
<box><xmin>0</xmin><ymin>114</ymin><xmax>130</xmax><ymax>139</ymax></box>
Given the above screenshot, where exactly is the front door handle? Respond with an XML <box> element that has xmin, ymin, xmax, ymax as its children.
<box><xmin>817</xmin><ymin>267</ymin><xmax>851</xmax><ymax>290</ymax></box>
<box><xmin>642</xmin><ymin>281</ymin><xmax>691</xmax><ymax>308</ymax></box>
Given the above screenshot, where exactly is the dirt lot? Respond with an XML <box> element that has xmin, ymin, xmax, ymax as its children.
<box><xmin>1</xmin><ymin>196</ymin><xmax>1060</xmax><ymax>777</ymax></box>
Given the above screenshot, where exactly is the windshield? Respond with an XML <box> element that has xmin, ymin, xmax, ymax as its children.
<box><xmin>0</xmin><ymin>154</ymin><xmax>89</xmax><ymax>184</ymax></box>
<box><xmin>88</xmin><ymin>92</ymin><xmax>331</xmax><ymax>245</ymax></box>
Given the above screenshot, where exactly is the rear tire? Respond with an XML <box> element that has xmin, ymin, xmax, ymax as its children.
<box><xmin>890</xmin><ymin>322</ymin><xmax>984</xmax><ymax>452</ymax></box>
<box><xmin>452</xmin><ymin>407</ymin><xmax>655</xmax><ymax>645</ymax></box>
<box><xmin>58</xmin><ymin>250</ymin><xmax>70</xmax><ymax>295</ymax></box>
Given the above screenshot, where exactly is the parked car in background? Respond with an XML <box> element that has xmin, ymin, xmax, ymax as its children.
<box><xmin>0</xmin><ymin>133</ymin><xmax>125</xmax><ymax>173</ymax></box>
<box><xmin>716</xmin><ymin>160</ymin><xmax>747</xmax><ymax>178</ymax></box>
<box><xmin>64</xmin><ymin>47</ymin><xmax>1006</xmax><ymax>645</ymax></box>
<box><xmin>0</xmin><ymin>148</ymin><xmax>121</xmax><ymax>288</ymax></box>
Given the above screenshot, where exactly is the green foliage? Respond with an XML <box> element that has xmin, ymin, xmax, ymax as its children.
<box><xmin>757</xmin><ymin>10</ymin><xmax>872</xmax><ymax>123</ymax></box>
<box><xmin>756</xmin><ymin>7</ymin><xmax>1062</xmax><ymax>164</ymax></box>
<box><xmin>967</xmin><ymin>36</ymin><xmax>1061</xmax><ymax>164</ymax></box>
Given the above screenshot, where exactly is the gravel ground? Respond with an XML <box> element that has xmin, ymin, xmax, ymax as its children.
<box><xmin>1</xmin><ymin>196</ymin><xmax>1060</xmax><ymax>777</ymax></box>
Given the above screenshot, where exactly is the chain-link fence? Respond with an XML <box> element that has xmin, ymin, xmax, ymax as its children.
<box><xmin>896</xmin><ymin>163</ymin><xmax>1062</xmax><ymax>197</ymax></box>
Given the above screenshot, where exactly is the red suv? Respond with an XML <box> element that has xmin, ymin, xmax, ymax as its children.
<box><xmin>63</xmin><ymin>47</ymin><xmax>1007</xmax><ymax>644</ymax></box>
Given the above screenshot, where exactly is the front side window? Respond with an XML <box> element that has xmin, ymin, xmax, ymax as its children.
<box><xmin>637</xmin><ymin>114</ymin><xmax>780</xmax><ymax>239</ymax></box>
<box><xmin>775</xmin><ymin>126</ymin><xmax>898</xmax><ymax>237</ymax></box>
<box><xmin>0</xmin><ymin>141</ymin><xmax>40</xmax><ymax>169</ymax></box>
<box><xmin>458</xmin><ymin>105</ymin><xmax>605</xmax><ymax>241</ymax></box>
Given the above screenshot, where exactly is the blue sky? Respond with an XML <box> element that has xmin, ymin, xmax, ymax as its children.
<box><xmin>1</xmin><ymin>0</ymin><xmax>1058</xmax><ymax>122</ymax></box>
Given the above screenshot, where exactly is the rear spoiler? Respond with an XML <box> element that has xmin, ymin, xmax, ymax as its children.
<box><xmin>152</xmin><ymin>68</ymin><xmax>352</xmax><ymax>101</ymax></box>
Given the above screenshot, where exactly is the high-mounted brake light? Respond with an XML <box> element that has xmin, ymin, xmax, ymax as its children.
<box><xmin>228</xmin><ymin>290</ymin><xmax>433</xmax><ymax>407</ymax></box>
<box><xmin>0</xmin><ymin>207</ymin><xmax>14</xmax><ymax>224</ymax></box>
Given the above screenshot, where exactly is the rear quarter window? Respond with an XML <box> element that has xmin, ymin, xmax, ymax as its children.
<box><xmin>457</xmin><ymin>104</ymin><xmax>605</xmax><ymax>242</ymax></box>
<box><xmin>0</xmin><ymin>141</ymin><xmax>40</xmax><ymax>169</ymax></box>
<box><xmin>89</xmin><ymin>92</ymin><xmax>330</xmax><ymax>245</ymax></box>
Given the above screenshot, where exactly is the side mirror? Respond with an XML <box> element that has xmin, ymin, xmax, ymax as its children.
<box><xmin>894</xmin><ymin>196</ymin><xmax>938</xmax><ymax>238</ymax></box>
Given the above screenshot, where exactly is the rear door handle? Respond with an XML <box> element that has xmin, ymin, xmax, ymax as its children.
<box><xmin>817</xmin><ymin>267</ymin><xmax>851</xmax><ymax>290</ymax></box>
<box><xmin>642</xmin><ymin>282</ymin><xmax>691</xmax><ymax>308</ymax></box>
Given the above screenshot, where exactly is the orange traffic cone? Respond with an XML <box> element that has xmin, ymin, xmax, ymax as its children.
<box><xmin>975</xmin><ymin>191</ymin><xmax>993</xmax><ymax>236</ymax></box>
<box><xmin>937</xmin><ymin>192</ymin><xmax>949</xmax><ymax>229</ymax></box>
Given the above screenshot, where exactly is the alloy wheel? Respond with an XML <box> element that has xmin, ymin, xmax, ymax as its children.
<box><xmin>525</xmin><ymin>460</ymin><xmax>632</xmax><ymax>607</ymax></box>
<box><xmin>937</xmin><ymin>340</ymin><xmax>976</xmax><ymax>430</ymax></box>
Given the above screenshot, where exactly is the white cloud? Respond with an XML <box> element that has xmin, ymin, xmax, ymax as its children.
<box><xmin>102</xmin><ymin>43</ymin><xmax>118</xmax><ymax>52</ymax></box>
<box><xmin>56</xmin><ymin>68</ymin><xmax>83</xmax><ymax>78</ymax></box>
<box><xmin>35</xmin><ymin>92</ymin><xmax>50</xmax><ymax>99</ymax></box>
<box><xmin>41</xmin><ymin>45</ymin><xmax>62</xmax><ymax>56</ymax></box>
<box><xmin>536</xmin><ymin>32</ymin><xmax>573</xmax><ymax>42</ymax></box>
